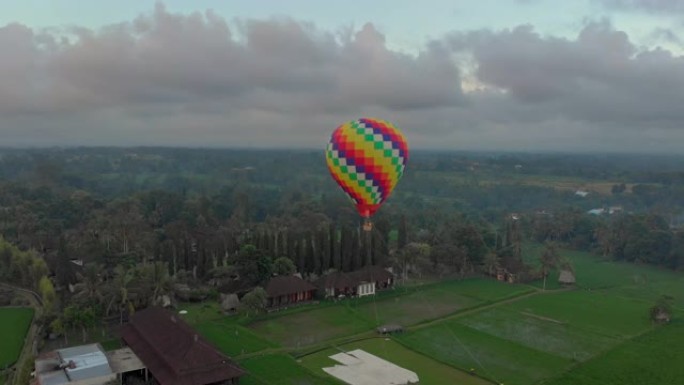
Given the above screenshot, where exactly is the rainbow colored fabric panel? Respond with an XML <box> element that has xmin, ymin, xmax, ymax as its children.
<box><xmin>326</xmin><ymin>118</ymin><xmax>409</xmax><ymax>218</ymax></box>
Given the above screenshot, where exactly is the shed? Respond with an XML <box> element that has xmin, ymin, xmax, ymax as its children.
<box><xmin>558</xmin><ymin>269</ymin><xmax>576</xmax><ymax>285</ymax></box>
<box><xmin>34</xmin><ymin>344</ymin><xmax>116</xmax><ymax>385</ymax></box>
<box><xmin>220</xmin><ymin>293</ymin><xmax>240</xmax><ymax>313</ymax></box>
<box><xmin>376</xmin><ymin>324</ymin><xmax>404</xmax><ymax>335</ymax></box>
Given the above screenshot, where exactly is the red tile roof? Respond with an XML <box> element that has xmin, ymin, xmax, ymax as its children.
<box><xmin>314</xmin><ymin>271</ymin><xmax>354</xmax><ymax>290</ymax></box>
<box><xmin>317</xmin><ymin>266</ymin><xmax>394</xmax><ymax>289</ymax></box>
<box><xmin>264</xmin><ymin>276</ymin><xmax>317</xmax><ymax>298</ymax></box>
<box><xmin>347</xmin><ymin>265</ymin><xmax>393</xmax><ymax>283</ymax></box>
<box><xmin>120</xmin><ymin>307</ymin><xmax>245</xmax><ymax>385</ymax></box>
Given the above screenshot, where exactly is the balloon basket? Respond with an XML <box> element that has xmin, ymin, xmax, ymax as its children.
<box><xmin>363</xmin><ymin>219</ymin><xmax>372</xmax><ymax>232</ymax></box>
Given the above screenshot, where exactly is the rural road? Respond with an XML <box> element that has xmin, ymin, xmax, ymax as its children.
<box><xmin>0</xmin><ymin>282</ymin><xmax>43</xmax><ymax>385</ymax></box>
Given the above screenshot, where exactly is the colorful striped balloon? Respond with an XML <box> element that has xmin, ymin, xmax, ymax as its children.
<box><xmin>325</xmin><ymin>118</ymin><xmax>409</xmax><ymax>218</ymax></box>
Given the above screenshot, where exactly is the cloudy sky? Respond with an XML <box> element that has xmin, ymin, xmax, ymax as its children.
<box><xmin>2</xmin><ymin>0</ymin><xmax>684</xmax><ymax>153</ymax></box>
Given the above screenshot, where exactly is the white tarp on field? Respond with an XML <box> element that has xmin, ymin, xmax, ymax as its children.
<box><xmin>323</xmin><ymin>349</ymin><xmax>419</xmax><ymax>385</ymax></box>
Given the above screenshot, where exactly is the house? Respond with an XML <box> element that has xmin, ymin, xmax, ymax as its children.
<box><xmin>264</xmin><ymin>275</ymin><xmax>317</xmax><ymax>308</ymax></box>
<box><xmin>119</xmin><ymin>307</ymin><xmax>245</xmax><ymax>385</ymax></box>
<box><xmin>33</xmin><ymin>344</ymin><xmax>116</xmax><ymax>385</ymax></box>
<box><xmin>315</xmin><ymin>271</ymin><xmax>355</xmax><ymax>298</ymax></box>
<box><xmin>348</xmin><ymin>266</ymin><xmax>394</xmax><ymax>295</ymax></box>
<box><xmin>575</xmin><ymin>190</ymin><xmax>589</xmax><ymax>197</ymax></box>
<box><xmin>316</xmin><ymin>266</ymin><xmax>394</xmax><ymax>298</ymax></box>
<box><xmin>558</xmin><ymin>269</ymin><xmax>576</xmax><ymax>286</ymax></box>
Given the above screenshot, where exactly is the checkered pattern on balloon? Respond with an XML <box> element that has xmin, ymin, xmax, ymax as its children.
<box><xmin>326</xmin><ymin>118</ymin><xmax>409</xmax><ymax>231</ymax></box>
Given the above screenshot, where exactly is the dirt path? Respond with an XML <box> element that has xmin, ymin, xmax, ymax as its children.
<box><xmin>0</xmin><ymin>283</ymin><xmax>42</xmax><ymax>385</ymax></box>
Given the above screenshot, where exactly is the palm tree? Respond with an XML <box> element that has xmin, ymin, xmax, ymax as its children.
<box><xmin>483</xmin><ymin>252</ymin><xmax>500</xmax><ymax>276</ymax></box>
<box><xmin>104</xmin><ymin>265</ymin><xmax>135</xmax><ymax>324</ymax></box>
<box><xmin>72</xmin><ymin>263</ymin><xmax>104</xmax><ymax>306</ymax></box>
<box><xmin>540</xmin><ymin>242</ymin><xmax>560</xmax><ymax>291</ymax></box>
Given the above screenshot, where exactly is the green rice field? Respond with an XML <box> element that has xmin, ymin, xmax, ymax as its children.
<box><xmin>0</xmin><ymin>307</ymin><xmax>34</xmax><ymax>368</ymax></box>
<box><xmin>545</xmin><ymin>319</ymin><xmax>684</xmax><ymax>385</ymax></box>
<box><xmin>185</xmin><ymin>245</ymin><xmax>683</xmax><ymax>385</ymax></box>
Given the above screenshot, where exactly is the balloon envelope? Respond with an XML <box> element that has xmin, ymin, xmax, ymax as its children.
<box><xmin>325</xmin><ymin>118</ymin><xmax>409</xmax><ymax>218</ymax></box>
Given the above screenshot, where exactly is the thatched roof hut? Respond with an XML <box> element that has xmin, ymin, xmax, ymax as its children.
<box><xmin>220</xmin><ymin>293</ymin><xmax>240</xmax><ymax>313</ymax></box>
<box><xmin>558</xmin><ymin>269</ymin><xmax>576</xmax><ymax>285</ymax></box>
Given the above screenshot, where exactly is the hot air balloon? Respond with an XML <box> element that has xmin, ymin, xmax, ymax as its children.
<box><xmin>325</xmin><ymin>118</ymin><xmax>409</xmax><ymax>231</ymax></box>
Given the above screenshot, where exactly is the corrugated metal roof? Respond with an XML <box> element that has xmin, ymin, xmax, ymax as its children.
<box><xmin>57</xmin><ymin>344</ymin><xmax>114</xmax><ymax>381</ymax></box>
<box><xmin>38</xmin><ymin>370</ymin><xmax>70</xmax><ymax>385</ymax></box>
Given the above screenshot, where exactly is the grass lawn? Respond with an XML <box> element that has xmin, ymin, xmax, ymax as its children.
<box><xmin>249</xmin><ymin>306</ymin><xmax>373</xmax><ymax>348</ymax></box>
<box><xmin>545</xmin><ymin>319</ymin><xmax>684</xmax><ymax>385</ymax></box>
<box><xmin>0</xmin><ymin>307</ymin><xmax>34</xmax><ymax>368</ymax></box>
<box><xmin>177</xmin><ymin>301</ymin><xmax>226</xmax><ymax>326</ymax></box>
<box><xmin>196</xmin><ymin>321</ymin><xmax>276</xmax><ymax>356</ymax></box>
<box><xmin>503</xmin><ymin>290</ymin><xmax>652</xmax><ymax>338</ymax></box>
<box><xmin>238</xmin><ymin>354</ymin><xmax>339</xmax><ymax>385</ymax></box>
<box><xmin>398</xmin><ymin>322</ymin><xmax>571</xmax><ymax>385</ymax></box>
<box><xmin>300</xmin><ymin>338</ymin><xmax>493</xmax><ymax>385</ymax></box>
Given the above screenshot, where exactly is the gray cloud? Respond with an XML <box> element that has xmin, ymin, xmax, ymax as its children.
<box><xmin>448</xmin><ymin>21</ymin><xmax>684</xmax><ymax>129</ymax></box>
<box><xmin>1</xmin><ymin>4</ymin><xmax>684</xmax><ymax>154</ymax></box>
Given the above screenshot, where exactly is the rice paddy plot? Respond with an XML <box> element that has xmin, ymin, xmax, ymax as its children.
<box><xmin>300</xmin><ymin>338</ymin><xmax>492</xmax><ymax>385</ymax></box>
<box><xmin>503</xmin><ymin>290</ymin><xmax>652</xmax><ymax>338</ymax></box>
<box><xmin>545</xmin><ymin>320</ymin><xmax>684</xmax><ymax>385</ymax></box>
<box><xmin>398</xmin><ymin>322</ymin><xmax>571</xmax><ymax>385</ymax></box>
<box><xmin>458</xmin><ymin>307</ymin><xmax>618</xmax><ymax>361</ymax></box>
<box><xmin>435</xmin><ymin>278</ymin><xmax>532</xmax><ymax>302</ymax></box>
<box><xmin>249</xmin><ymin>306</ymin><xmax>372</xmax><ymax>348</ymax></box>
<box><xmin>350</xmin><ymin>288</ymin><xmax>480</xmax><ymax>327</ymax></box>
<box><xmin>600</xmin><ymin>278</ymin><xmax>684</xmax><ymax>309</ymax></box>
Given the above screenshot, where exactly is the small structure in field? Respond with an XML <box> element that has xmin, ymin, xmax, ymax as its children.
<box><xmin>653</xmin><ymin>309</ymin><xmax>671</xmax><ymax>323</ymax></box>
<box><xmin>376</xmin><ymin>324</ymin><xmax>404</xmax><ymax>335</ymax></box>
<box><xmin>220</xmin><ymin>293</ymin><xmax>240</xmax><ymax>313</ymax></box>
<box><xmin>558</xmin><ymin>269</ymin><xmax>576</xmax><ymax>286</ymax></box>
